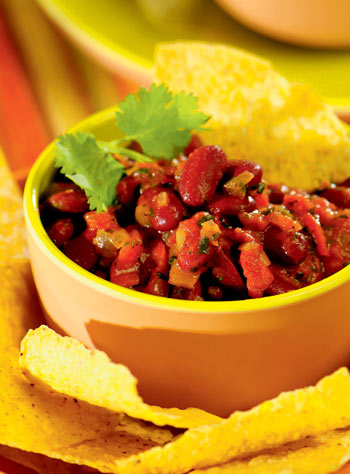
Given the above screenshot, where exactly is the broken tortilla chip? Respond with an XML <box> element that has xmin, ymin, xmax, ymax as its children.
<box><xmin>20</xmin><ymin>326</ymin><xmax>222</xmax><ymax>429</ymax></box>
<box><xmin>0</xmin><ymin>147</ymin><xmax>27</xmax><ymax>262</ymax></box>
<box><xmin>192</xmin><ymin>428</ymin><xmax>350</xmax><ymax>473</ymax></box>
<box><xmin>154</xmin><ymin>42</ymin><xmax>350</xmax><ymax>191</ymax></box>
<box><xmin>0</xmin><ymin>260</ymin><xmax>176</xmax><ymax>474</ymax></box>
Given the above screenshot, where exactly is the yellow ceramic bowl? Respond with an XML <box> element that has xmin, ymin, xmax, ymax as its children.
<box><xmin>24</xmin><ymin>107</ymin><xmax>350</xmax><ymax>417</ymax></box>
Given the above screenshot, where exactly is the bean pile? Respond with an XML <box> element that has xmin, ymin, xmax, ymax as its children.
<box><xmin>41</xmin><ymin>136</ymin><xmax>350</xmax><ymax>301</ymax></box>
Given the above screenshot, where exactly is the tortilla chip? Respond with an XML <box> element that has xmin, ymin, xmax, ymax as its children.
<box><xmin>0</xmin><ymin>445</ymin><xmax>84</xmax><ymax>473</ymax></box>
<box><xmin>0</xmin><ymin>260</ymin><xmax>175</xmax><ymax>474</ymax></box>
<box><xmin>20</xmin><ymin>326</ymin><xmax>222</xmax><ymax>429</ymax></box>
<box><xmin>154</xmin><ymin>42</ymin><xmax>350</xmax><ymax>191</ymax></box>
<box><xmin>99</xmin><ymin>367</ymin><xmax>350</xmax><ymax>474</ymax></box>
<box><xmin>0</xmin><ymin>147</ymin><xmax>27</xmax><ymax>262</ymax></box>
<box><xmin>191</xmin><ymin>428</ymin><xmax>350</xmax><ymax>474</ymax></box>
<box><xmin>19</xmin><ymin>322</ymin><xmax>350</xmax><ymax>474</ymax></box>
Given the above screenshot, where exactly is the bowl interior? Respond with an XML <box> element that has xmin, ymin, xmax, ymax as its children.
<box><xmin>24</xmin><ymin>106</ymin><xmax>350</xmax><ymax>315</ymax></box>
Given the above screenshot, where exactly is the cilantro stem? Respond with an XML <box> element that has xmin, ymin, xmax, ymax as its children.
<box><xmin>97</xmin><ymin>140</ymin><xmax>153</xmax><ymax>163</ymax></box>
<box><xmin>114</xmin><ymin>147</ymin><xmax>154</xmax><ymax>163</ymax></box>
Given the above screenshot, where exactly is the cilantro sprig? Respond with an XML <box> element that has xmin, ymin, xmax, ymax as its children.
<box><xmin>54</xmin><ymin>84</ymin><xmax>210</xmax><ymax>212</ymax></box>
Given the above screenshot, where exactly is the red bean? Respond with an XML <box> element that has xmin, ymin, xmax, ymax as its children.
<box><xmin>135</xmin><ymin>186</ymin><xmax>183</xmax><ymax>231</ymax></box>
<box><xmin>47</xmin><ymin>218</ymin><xmax>74</xmax><ymax>247</ymax></box>
<box><xmin>178</xmin><ymin>146</ymin><xmax>227</xmax><ymax>207</ymax></box>
<box><xmin>184</xmin><ymin>134</ymin><xmax>203</xmax><ymax>156</ymax></box>
<box><xmin>48</xmin><ymin>189</ymin><xmax>88</xmax><ymax>213</ymax></box>
<box><xmin>264</xmin><ymin>225</ymin><xmax>308</xmax><ymax>265</ymax></box>
<box><xmin>150</xmin><ymin>189</ymin><xmax>183</xmax><ymax>232</ymax></box>
<box><xmin>225</xmin><ymin>159</ymin><xmax>262</xmax><ymax>186</ymax></box>
<box><xmin>116</xmin><ymin>176</ymin><xmax>140</xmax><ymax>205</ymax></box>
<box><xmin>64</xmin><ymin>234</ymin><xmax>98</xmax><ymax>270</ymax></box>
<box><xmin>208</xmin><ymin>194</ymin><xmax>255</xmax><ymax>217</ymax></box>
<box><xmin>320</xmin><ymin>186</ymin><xmax>350</xmax><ymax>209</ymax></box>
<box><xmin>48</xmin><ymin>181</ymin><xmax>79</xmax><ymax>196</ymax></box>
<box><xmin>110</xmin><ymin>229</ymin><xmax>143</xmax><ymax>287</ymax></box>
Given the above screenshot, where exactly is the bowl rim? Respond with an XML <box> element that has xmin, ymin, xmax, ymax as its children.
<box><xmin>24</xmin><ymin>106</ymin><xmax>350</xmax><ymax>314</ymax></box>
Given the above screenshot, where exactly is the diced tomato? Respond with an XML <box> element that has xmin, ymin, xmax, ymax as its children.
<box><xmin>284</xmin><ymin>194</ymin><xmax>329</xmax><ymax>257</ymax></box>
<box><xmin>149</xmin><ymin>238</ymin><xmax>169</xmax><ymax>273</ymax></box>
<box><xmin>83</xmin><ymin>209</ymin><xmax>119</xmax><ymax>241</ymax></box>
<box><xmin>265</xmin><ymin>264</ymin><xmax>301</xmax><ymax>296</ymax></box>
<box><xmin>110</xmin><ymin>229</ymin><xmax>144</xmax><ymax>288</ymax></box>
<box><xmin>239</xmin><ymin>241</ymin><xmax>274</xmax><ymax>298</ymax></box>
<box><xmin>176</xmin><ymin>212</ymin><xmax>220</xmax><ymax>271</ymax></box>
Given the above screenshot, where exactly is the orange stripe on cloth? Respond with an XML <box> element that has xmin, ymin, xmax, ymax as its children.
<box><xmin>0</xmin><ymin>4</ymin><xmax>50</xmax><ymax>183</ymax></box>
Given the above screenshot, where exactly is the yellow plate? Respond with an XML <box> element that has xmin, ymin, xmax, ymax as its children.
<box><xmin>36</xmin><ymin>0</ymin><xmax>350</xmax><ymax>113</ymax></box>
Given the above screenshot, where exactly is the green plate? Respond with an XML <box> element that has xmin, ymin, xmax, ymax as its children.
<box><xmin>37</xmin><ymin>0</ymin><xmax>350</xmax><ymax>111</ymax></box>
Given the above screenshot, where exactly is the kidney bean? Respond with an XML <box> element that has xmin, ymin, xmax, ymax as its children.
<box><xmin>48</xmin><ymin>189</ymin><xmax>88</xmax><ymax>213</ymax></box>
<box><xmin>225</xmin><ymin>159</ymin><xmax>262</xmax><ymax>187</ymax></box>
<box><xmin>320</xmin><ymin>186</ymin><xmax>350</xmax><ymax>209</ymax></box>
<box><xmin>135</xmin><ymin>187</ymin><xmax>158</xmax><ymax>227</ymax></box>
<box><xmin>184</xmin><ymin>134</ymin><xmax>203</xmax><ymax>156</ymax></box>
<box><xmin>178</xmin><ymin>146</ymin><xmax>227</xmax><ymax>206</ymax></box>
<box><xmin>264</xmin><ymin>225</ymin><xmax>309</xmax><ymax>265</ymax></box>
<box><xmin>135</xmin><ymin>186</ymin><xmax>183</xmax><ymax>231</ymax></box>
<box><xmin>340</xmin><ymin>178</ymin><xmax>350</xmax><ymax>187</ymax></box>
<box><xmin>116</xmin><ymin>176</ymin><xmax>140</xmax><ymax>205</ymax></box>
<box><xmin>47</xmin><ymin>218</ymin><xmax>74</xmax><ymax>247</ymax></box>
<box><xmin>208</xmin><ymin>194</ymin><xmax>255</xmax><ymax>217</ymax></box>
<box><xmin>64</xmin><ymin>234</ymin><xmax>98</xmax><ymax>271</ymax></box>
<box><xmin>150</xmin><ymin>189</ymin><xmax>183</xmax><ymax>232</ymax></box>
<box><xmin>48</xmin><ymin>181</ymin><xmax>79</xmax><ymax>196</ymax></box>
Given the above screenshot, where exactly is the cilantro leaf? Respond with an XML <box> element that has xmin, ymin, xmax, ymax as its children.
<box><xmin>116</xmin><ymin>84</ymin><xmax>209</xmax><ymax>159</ymax></box>
<box><xmin>54</xmin><ymin>133</ymin><xmax>124</xmax><ymax>213</ymax></box>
